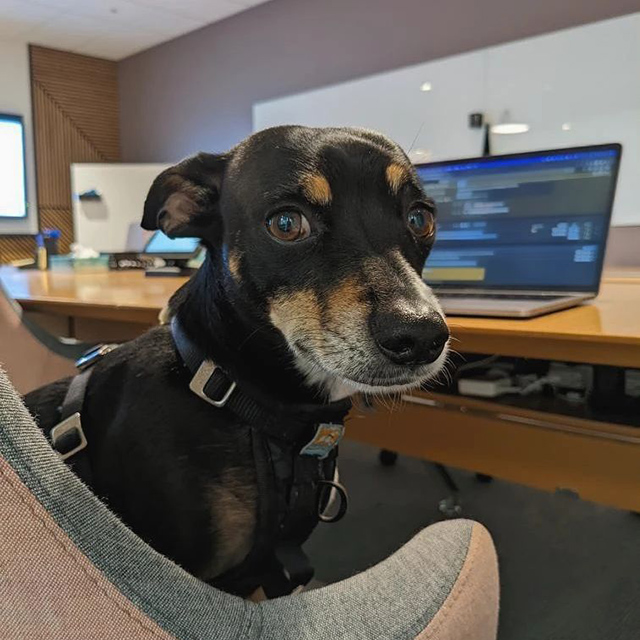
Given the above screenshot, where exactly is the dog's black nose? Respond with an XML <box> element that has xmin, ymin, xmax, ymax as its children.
<box><xmin>371</xmin><ymin>313</ymin><xmax>449</xmax><ymax>365</ymax></box>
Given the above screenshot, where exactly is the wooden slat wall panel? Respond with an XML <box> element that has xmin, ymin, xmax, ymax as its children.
<box><xmin>30</xmin><ymin>48</ymin><xmax>119</xmax><ymax>162</ymax></box>
<box><xmin>0</xmin><ymin>46</ymin><xmax>120</xmax><ymax>262</ymax></box>
<box><xmin>0</xmin><ymin>237</ymin><xmax>38</xmax><ymax>264</ymax></box>
<box><xmin>32</xmin><ymin>82</ymin><xmax>105</xmax><ymax>208</ymax></box>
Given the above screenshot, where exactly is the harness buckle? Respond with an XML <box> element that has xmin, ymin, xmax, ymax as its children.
<box><xmin>50</xmin><ymin>412</ymin><xmax>87</xmax><ymax>461</ymax></box>
<box><xmin>189</xmin><ymin>360</ymin><xmax>237</xmax><ymax>408</ymax></box>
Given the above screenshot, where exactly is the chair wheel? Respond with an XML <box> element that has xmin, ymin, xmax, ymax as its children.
<box><xmin>475</xmin><ymin>473</ymin><xmax>493</xmax><ymax>483</ymax></box>
<box><xmin>379</xmin><ymin>449</ymin><xmax>398</xmax><ymax>467</ymax></box>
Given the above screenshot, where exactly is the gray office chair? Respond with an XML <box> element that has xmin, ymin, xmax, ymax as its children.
<box><xmin>0</xmin><ymin>367</ymin><xmax>500</xmax><ymax>639</ymax></box>
<box><xmin>0</xmin><ymin>277</ymin><xmax>91</xmax><ymax>394</ymax></box>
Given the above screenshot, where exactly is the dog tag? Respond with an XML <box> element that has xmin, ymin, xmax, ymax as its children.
<box><xmin>300</xmin><ymin>423</ymin><xmax>345</xmax><ymax>459</ymax></box>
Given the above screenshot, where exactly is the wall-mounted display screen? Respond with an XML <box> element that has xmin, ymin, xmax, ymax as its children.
<box><xmin>0</xmin><ymin>114</ymin><xmax>28</xmax><ymax>219</ymax></box>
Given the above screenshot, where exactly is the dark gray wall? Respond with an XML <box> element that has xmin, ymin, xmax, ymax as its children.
<box><xmin>119</xmin><ymin>0</ymin><xmax>640</xmax><ymax>162</ymax></box>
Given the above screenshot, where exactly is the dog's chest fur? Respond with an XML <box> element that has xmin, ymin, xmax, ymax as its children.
<box><xmin>204</xmin><ymin>467</ymin><xmax>258</xmax><ymax>578</ymax></box>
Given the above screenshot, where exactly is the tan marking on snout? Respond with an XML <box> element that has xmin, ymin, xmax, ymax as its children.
<box><xmin>301</xmin><ymin>172</ymin><xmax>332</xmax><ymax>206</ymax></box>
<box><xmin>325</xmin><ymin>276</ymin><xmax>369</xmax><ymax>328</ymax></box>
<box><xmin>269</xmin><ymin>289</ymin><xmax>323</xmax><ymax>343</ymax></box>
<box><xmin>205</xmin><ymin>468</ymin><xmax>257</xmax><ymax>579</ymax></box>
<box><xmin>385</xmin><ymin>163</ymin><xmax>410</xmax><ymax>194</ymax></box>
<box><xmin>270</xmin><ymin>280</ymin><xmax>370</xmax><ymax>391</ymax></box>
<box><xmin>228</xmin><ymin>249</ymin><xmax>242</xmax><ymax>282</ymax></box>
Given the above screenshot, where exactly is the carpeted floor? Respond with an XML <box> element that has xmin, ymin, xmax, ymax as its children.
<box><xmin>304</xmin><ymin>440</ymin><xmax>640</xmax><ymax>640</ymax></box>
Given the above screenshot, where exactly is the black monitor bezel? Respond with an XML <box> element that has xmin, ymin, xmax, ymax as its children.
<box><xmin>0</xmin><ymin>113</ymin><xmax>29</xmax><ymax>220</ymax></box>
<box><xmin>414</xmin><ymin>143</ymin><xmax>623</xmax><ymax>293</ymax></box>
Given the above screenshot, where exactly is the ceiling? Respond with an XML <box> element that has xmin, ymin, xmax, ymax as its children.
<box><xmin>0</xmin><ymin>0</ymin><xmax>271</xmax><ymax>60</ymax></box>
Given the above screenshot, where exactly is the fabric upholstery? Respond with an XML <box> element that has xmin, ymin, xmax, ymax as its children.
<box><xmin>0</xmin><ymin>458</ymin><xmax>176</xmax><ymax>640</ymax></box>
<box><xmin>0</xmin><ymin>279</ymin><xmax>76</xmax><ymax>394</ymax></box>
<box><xmin>0</xmin><ymin>367</ymin><xmax>499</xmax><ymax>639</ymax></box>
<box><xmin>414</xmin><ymin>524</ymin><xmax>499</xmax><ymax>640</ymax></box>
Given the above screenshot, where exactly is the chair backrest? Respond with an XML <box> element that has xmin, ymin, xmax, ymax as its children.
<box><xmin>0</xmin><ymin>278</ymin><xmax>76</xmax><ymax>394</ymax></box>
<box><xmin>0</xmin><ymin>367</ymin><xmax>499</xmax><ymax>640</ymax></box>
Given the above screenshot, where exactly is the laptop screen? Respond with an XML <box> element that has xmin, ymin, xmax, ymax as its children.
<box><xmin>144</xmin><ymin>231</ymin><xmax>200</xmax><ymax>256</ymax></box>
<box><xmin>416</xmin><ymin>144</ymin><xmax>621</xmax><ymax>292</ymax></box>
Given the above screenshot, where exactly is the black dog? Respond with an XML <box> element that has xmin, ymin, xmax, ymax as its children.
<box><xmin>25</xmin><ymin>125</ymin><xmax>449</xmax><ymax>597</ymax></box>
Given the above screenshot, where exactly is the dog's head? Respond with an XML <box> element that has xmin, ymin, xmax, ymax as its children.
<box><xmin>143</xmin><ymin>126</ymin><xmax>448</xmax><ymax>396</ymax></box>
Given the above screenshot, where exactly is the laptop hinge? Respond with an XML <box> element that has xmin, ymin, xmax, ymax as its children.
<box><xmin>434</xmin><ymin>288</ymin><xmax>587</xmax><ymax>297</ymax></box>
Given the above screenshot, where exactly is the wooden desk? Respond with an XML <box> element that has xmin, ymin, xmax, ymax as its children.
<box><xmin>0</xmin><ymin>268</ymin><xmax>185</xmax><ymax>325</ymax></box>
<box><xmin>1</xmin><ymin>267</ymin><xmax>639</xmax><ymax>364</ymax></box>
<box><xmin>0</xmin><ymin>268</ymin><xmax>187</xmax><ymax>340</ymax></box>
<box><xmin>2</xmin><ymin>266</ymin><xmax>640</xmax><ymax>510</ymax></box>
<box><xmin>448</xmin><ymin>281</ymin><xmax>640</xmax><ymax>368</ymax></box>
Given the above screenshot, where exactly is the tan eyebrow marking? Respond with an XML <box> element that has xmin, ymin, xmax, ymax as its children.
<box><xmin>301</xmin><ymin>172</ymin><xmax>332</xmax><ymax>206</ymax></box>
<box><xmin>385</xmin><ymin>163</ymin><xmax>410</xmax><ymax>194</ymax></box>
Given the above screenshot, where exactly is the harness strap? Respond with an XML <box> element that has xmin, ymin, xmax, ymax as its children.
<box><xmin>49</xmin><ymin>367</ymin><xmax>94</xmax><ymax>484</ymax></box>
<box><xmin>47</xmin><ymin>343</ymin><xmax>119</xmax><ymax>485</ymax></box>
<box><xmin>272</xmin><ymin>546</ymin><xmax>314</xmax><ymax>594</ymax></box>
<box><xmin>171</xmin><ymin>317</ymin><xmax>352</xmax><ymax>597</ymax></box>
<box><xmin>171</xmin><ymin>316</ymin><xmax>352</xmax><ymax>443</ymax></box>
<box><xmin>260</xmin><ymin>442</ymin><xmax>328</xmax><ymax>598</ymax></box>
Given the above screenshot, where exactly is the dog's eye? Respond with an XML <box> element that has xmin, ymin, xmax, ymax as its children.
<box><xmin>266</xmin><ymin>211</ymin><xmax>311</xmax><ymax>242</ymax></box>
<box><xmin>407</xmin><ymin>206</ymin><xmax>436</xmax><ymax>239</ymax></box>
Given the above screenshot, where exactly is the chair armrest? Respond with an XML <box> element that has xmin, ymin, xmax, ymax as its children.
<box><xmin>0</xmin><ymin>367</ymin><xmax>499</xmax><ymax>640</ymax></box>
<box><xmin>261</xmin><ymin>519</ymin><xmax>499</xmax><ymax>640</ymax></box>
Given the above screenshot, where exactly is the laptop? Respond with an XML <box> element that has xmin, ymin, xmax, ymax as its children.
<box><xmin>415</xmin><ymin>143</ymin><xmax>622</xmax><ymax>318</ymax></box>
<box><xmin>142</xmin><ymin>231</ymin><xmax>202</xmax><ymax>277</ymax></box>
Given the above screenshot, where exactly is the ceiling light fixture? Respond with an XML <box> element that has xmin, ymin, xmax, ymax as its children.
<box><xmin>419</xmin><ymin>82</ymin><xmax>432</xmax><ymax>92</ymax></box>
<box><xmin>561</xmin><ymin>123</ymin><xmax>572</xmax><ymax>131</ymax></box>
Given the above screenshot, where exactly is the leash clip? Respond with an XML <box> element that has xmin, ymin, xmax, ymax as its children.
<box><xmin>50</xmin><ymin>412</ymin><xmax>87</xmax><ymax>461</ymax></box>
<box><xmin>189</xmin><ymin>360</ymin><xmax>237</xmax><ymax>408</ymax></box>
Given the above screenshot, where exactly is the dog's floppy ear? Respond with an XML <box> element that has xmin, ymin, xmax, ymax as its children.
<box><xmin>142</xmin><ymin>152</ymin><xmax>228</xmax><ymax>238</ymax></box>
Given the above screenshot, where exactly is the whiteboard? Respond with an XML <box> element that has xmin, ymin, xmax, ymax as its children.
<box><xmin>71</xmin><ymin>163</ymin><xmax>170</xmax><ymax>253</ymax></box>
<box><xmin>254</xmin><ymin>13</ymin><xmax>640</xmax><ymax>227</ymax></box>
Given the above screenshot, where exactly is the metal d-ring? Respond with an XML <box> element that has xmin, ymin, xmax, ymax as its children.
<box><xmin>317</xmin><ymin>480</ymin><xmax>349</xmax><ymax>523</ymax></box>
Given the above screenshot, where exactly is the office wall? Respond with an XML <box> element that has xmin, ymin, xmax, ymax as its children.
<box><xmin>71</xmin><ymin>163</ymin><xmax>169</xmax><ymax>253</ymax></box>
<box><xmin>119</xmin><ymin>0</ymin><xmax>640</xmax><ymax>162</ymax></box>
<box><xmin>30</xmin><ymin>46</ymin><xmax>120</xmax><ymax>255</ymax></box>
<box><xmin>0</xmin><ymin>41</ymin><xmax>38</xmax><ymax>260</ymax></box>
<box><xmin>255</xmin><ymin>14</ymin><xmax>640</xmax><ymax>226</ymax></box>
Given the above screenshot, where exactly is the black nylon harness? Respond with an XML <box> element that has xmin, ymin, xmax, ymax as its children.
<box><xmin>48</xmin><ymin>322</ymin><xmax>352</xmax><ymax>598</ymax></box>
